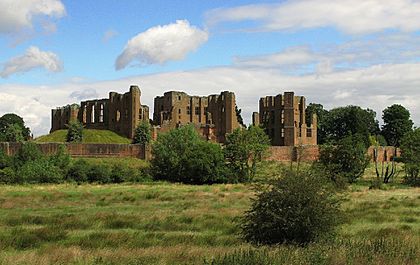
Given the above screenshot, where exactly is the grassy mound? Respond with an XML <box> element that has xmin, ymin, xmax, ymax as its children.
<box><xmin>35</xmin><ymin>129</ymin><xmax>131</xmax><ymax>144</ymax></box>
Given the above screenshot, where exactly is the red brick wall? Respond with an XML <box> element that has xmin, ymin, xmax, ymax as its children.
<box><xmin>0</xmin><ymin>142</ymin><xmax>149</xmax><ymax>159</ymax></box>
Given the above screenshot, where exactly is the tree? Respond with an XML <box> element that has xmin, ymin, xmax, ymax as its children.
<box><xmin>318</xmin><ymin>134</ymin><xmax>369</xmax><ymax>185</ymax></box>
<box><xmin>4</xmin><ymin>124</ymin><xmax>25</xmax><ymax>142</ymax></box>
<box><xmin>240</xmin><ymin>167</ymin><xmax>342</xmax><ymax>245</ymax></box>
<box><xmin>133</xmin><ymin>121</ymin><xmax>151</xmax><ymax>145</ymax></box>
<box><xmin>400</xmin><ymin>128</ymin><xmax>420</xmax><ymax>187</ymax></box>
<box><xmin>0</xmin><ymin>113</ymin><xmax>31</xmax><ymax>141</ymax></box>
<box><xmin>323</xmin><ymin>106</ymin><xmax>379</xmax><ymax>148</ymax></box>
<box><xmin>224</xmin><ymin>126</ymin><xmax>270</xmax><ymax>182</ymax></box>
<box><xmin>151</xmin><ymin>125</ymin><xmax>227</xmax><ymax>184</ymax></box>
<box><xmin>66</xmin><ymin>120</ymin><xmax>83</xmax><ymax>142</ymax></box>
<box><xmin>306</xmin><ymin>103</ymin><xmax>328</xmax><ymax>144</ymax></box>
<box><xmin>381</xmin><ymin>104</ymin><xmax>413</xmax><ymax>147</ymax></box>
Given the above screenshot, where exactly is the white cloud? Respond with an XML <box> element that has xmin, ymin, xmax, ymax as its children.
<box><xmin>0</xmin><ymin>46</ymin><xmax>63</xmax><ymax>78</ymax></box>
<box><xmin>206</xmin><ymin>0</ymin><xmax>420</xmax><ymax>34</ymax></box>
<box><xmin>69</xmin><ymin>88</ymin><xmax>99</xmax><ymax>101</ymax></box>
<box><xmin>0</xmin><ymin>0</ymin><xmax>65</xmax><ymax>35</ymax></box>
<box><xmin>115</xmin><ymin>20</ymin><xmax>209</xmax><ymax>70</ymax></box>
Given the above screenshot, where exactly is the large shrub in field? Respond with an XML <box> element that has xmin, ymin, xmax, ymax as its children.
<box><xmin>240</xmin><ymin>168</ymin><xmax>342</xmax><ymax>245</ymax></box>
<box><xmin>151</xmin><ymin>125</ymin><xmax>227</xmax><ymax>184</ymax></box>
<box><xmin>133</xmin><ymin>121</ymin><xmax>151</xmax><ymax>145</ymax></box>
<box><xmin>66</xmin><ymin>120</ymin><xmax>83</xmax><ymax>142</ymax></box>
<box><xmin>17</xmin><ymin>159</ymin><xmax>63</xmax><ymax>183</ymax></box>
<box><xmin>318</xmin><ymin>134</ymin><xmax>369</xmax><ymax>185</ymax></box>
<box><xmin>12</xmin><ymin>142</ymin><xmax>44</xmax><ymax>168</ymax></box>
<box><xmin>400</xmin><ymin>128</ymin><xmax>420</xmax><ymax>186</ymax></box>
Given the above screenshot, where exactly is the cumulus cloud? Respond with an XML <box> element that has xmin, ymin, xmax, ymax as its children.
<box><xmin>0</xmin><ymin>0</ymin><xmax>65</xmax><ymax>35</ymax></box>
<box><xmin>206</xmin><ymin>0</ymin><xmax>420</xmax><ymax>34</ymax></box>
<box><xmin>115</xmin><ymin>20</ymin><xmax>209</xmax><ymax>70</ymax></box>
<box><xmin>0</xmin><ymin>46</ymin><xmax>63</xmax><ymax>78</ymax></box>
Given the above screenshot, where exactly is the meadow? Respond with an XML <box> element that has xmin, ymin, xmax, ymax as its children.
<box><xmin>0</xmin><ymin>160</ymin><xmax>418</xmax><ymax>265</ymax></box>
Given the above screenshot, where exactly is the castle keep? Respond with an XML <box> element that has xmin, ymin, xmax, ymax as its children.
<box><xmin>253</xmin><ymin>92</ymin><xmax>317</xmax><ymax>146</ymax></box>
<box><xmin>51</xmin><ymin>85</ymin><xmax>149</xmax><ymax>139</ymax></box>
<box><xmin>153</xmin><ymin>91</ymin><xmax>241</xmax><ymax>143</ymax></box>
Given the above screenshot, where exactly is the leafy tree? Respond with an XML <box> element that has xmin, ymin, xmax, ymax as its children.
<box><xmin>4</xmin><ymin>124</ymin><xmax>25</xmax><ymax>142</ymax></box>
<box><xmin>66</xmin><ymin>120</ymin><xmax>83</xmax><ymax>142</ymax></box>
<box><xmin>305</xmin><ymin>103</ymin><xmax>328</xmax><ymax>144</ymax></box>
<box><xmin>0</xmin><ymin>149</ymin><xmax>11</xmax><ymax>170</ymax></box>
<box><xmin>12</xmin><ymin>142</ymin><xmax>44</xmax><ymax>169</ymax></box>
<box><xmin>49</xmin><ymin>145</ymin><xmax>71</xmax><ymax>176</ymax></box>
<box><xmin>323</xmin><ymin>106</ymin><xmax>379</xmax><ymax>148</ymax></box>
<box><xmin>151</xmin><ymin>125</ymin><xmax>227</xmax><ymax>184</ymax></box>
<box><xmin>318</xmin><ymin>134</ymin><xmax>369</xmax><ymax>184</ymax></box>
<box><xmin>400</xmin><ymin>128</ymin><xmax>420</xmax><ymax>186</ymax></box>
<box><xmin>240</xmin><ymin>167</ymin><xmax>342</xmax><ymax>245</ymax></box>
<box><xmin>0</xmin><ymin>113</ymin><xmax>31</xmax><ymax>141</ymax></box>
<box><xmin>224</xmin><ymin>126</ymin><xmax>270</xmax><ymax>182</ymax></box>
<box><xmin>381</xmin><ymin>104</ymin><xmax>413</xmax><ymax>147</ymax></box>
<box><xmin>133</xmin><ymin>121</ymin><xmax>151</xmax><ymax>145</ymax></box>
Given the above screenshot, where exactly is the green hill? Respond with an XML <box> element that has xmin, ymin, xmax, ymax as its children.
<box><xmin>35</xmin><ymin>129</ymin><xmax>132</xmax><ymax>144</ymax></box>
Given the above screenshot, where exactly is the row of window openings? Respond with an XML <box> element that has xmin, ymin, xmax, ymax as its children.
<box><xmin>268</xmin><ymin>128</ymin><xmax>312</xmax><ymax>138</ymax></box>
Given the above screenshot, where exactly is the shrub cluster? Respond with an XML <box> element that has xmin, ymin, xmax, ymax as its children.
<box><xmin>0</xmin><ymin>143</ymin><xmax>149</xmax><ymax>184</ymax></box>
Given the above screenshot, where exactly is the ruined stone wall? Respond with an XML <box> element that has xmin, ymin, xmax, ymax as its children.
<box><xmin>0</xmin><ymin>142</ymin><xmax>149</xmax><ymax>159</ymax></box>
<box><xmin>51</xmin><ymin>85</ymin><xmax>149</xmax><ymax>139</ymax></box>
<box><xmin>257</xmin><ymin>92</ymin><xmax>317</xmax><ymax>146</ymax></box>
<box><xmin>50</xmin><ymin>104</ymin><xmax>80</xmax><ymax>133</ymax></box>
<box><xmin>153</xmin><ymin>91</ymin><xmax>240</xmax><ymax>143</ymax></box>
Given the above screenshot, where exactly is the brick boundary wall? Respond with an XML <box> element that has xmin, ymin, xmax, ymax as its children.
<box><xmin>0</xmin><ymin>142</ymin><xmax>397</xmax><ymax>162</ymax></box>
<box><xmin>0</xmin><ymin>142</ymin><xmax>150</xmax><ymax>160</ymax></box>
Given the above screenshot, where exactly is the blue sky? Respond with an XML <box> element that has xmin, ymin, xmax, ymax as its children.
<box><xmin>1</xmin><ymin>0</ymin><xmax>420</xmax><ymax>136</ymax></box>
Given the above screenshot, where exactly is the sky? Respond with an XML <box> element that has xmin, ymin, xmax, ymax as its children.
<box><xmin>1</xmin><ymin>0</ymin><xmax>420</xmax><ymax>136</ymax></box>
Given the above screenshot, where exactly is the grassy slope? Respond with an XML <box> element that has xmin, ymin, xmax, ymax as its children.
<box><xmin>34</xmin><ymin>129</ymin><xmax>131</xmax><ymax>144</ymax></box>
<box><xmin>0</xmin><ymin>179</ymin><xmax>418</xmax><ymax>264</ymax></box>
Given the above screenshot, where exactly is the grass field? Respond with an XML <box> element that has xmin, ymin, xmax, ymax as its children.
<box><xmin>34</xmin><ymin>129</ymin><xmax>131</xmax><ymax>144</ymax></box>
<box><xmin>0</xmin><ymin>162</ymin><xmax>418</xmax><ymax>264</ymax></box>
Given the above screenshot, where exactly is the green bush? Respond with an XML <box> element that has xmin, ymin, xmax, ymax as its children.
<box><xmin>240</xmin><ymin>167</ymin><xmax>342</xmax><ymax>245</ymax></box>
<box><xmin>66</xmin><ymin>120</ymin><xmax>83</xmax><ymax>142</ymax></box>
<box><xmin>151</xmin><ymin>125</ymin><xmax>227</xmax><ymax>184</ymax></box>
<box><xmin>87</xmin><ymin>163</ymin><xmax>112</xmax><ymax>183</ymax></box>
<box><xmin>18</xmin><ymin>159</ymin><xmax>63</xmax><ymax>183</ymax></box>
<box><xmin>133</xmin><ymin>121</ymin><xmax>151</xmax><ymax>145</ymax></box>
<box><xmin>66</xmin><ymin>159</ymin><xmax>90</xmax><ymax>183</ymax></box>
<box><xmin>0</xmin><ymin>167</ymin><xmax>17</xmax><ymax>184</ymax></box>
<box><xmin>49</xmin><ymin>145</ymin><xmax>71</xmax><ymax>175</ymax></box>
<box><xmin>0</xmin><ymin>149</ymin><xmax>11</xmax><ymax>169</ymax></box>
<box><xmin>400</xmin><ymin>128</ymin><xmax>420</xmax><ymax>186</ymax></box>
<box><xmin>12</xmin><ymin>142</ymin><xmax>44</xmax><ymax>168</ymax></box>
<box><xmin>317</xmin><ymin>134</ymin><xmax>369</xmax><ymax>185</ymax></box>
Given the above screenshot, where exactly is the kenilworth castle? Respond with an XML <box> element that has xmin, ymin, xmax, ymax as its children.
<box><xmin>51</xmin><ymin>85</ymin><xmax>317</xmax><ymax>146</ymax></box>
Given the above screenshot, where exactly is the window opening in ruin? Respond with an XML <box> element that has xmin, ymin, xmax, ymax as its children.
<box><xmin>99</xmin><ymin>104</ymin><xmax>104</xmax><ymax>123</ymax></box>
<box><xmin>139</xmin><ymin>108</ymin><xmax>143</xmax><ymax>120</ymax></box>
<box><xmin>281</xmin><ymin>110</ymin><xmax>285</xmax><ymax>123</ymax></box>
<box><xmin>281</xmin><ymin>128</ymin><xmax>285</xmax><ymax>137</ymax></box>
<box><xmin>221</xmin><ymin>106</ymin><xmax>225</xmax><ymax>113</ymax></box>
<box><xmin>195</xmin><ymin>107</ymin><xmax>200</xmax><ymax>115</ymax></box>
<box><xmin>82</xmin><ymin>105</ymin><xmax>87</xmax><ymax>123</ymax></box>
<box><xmin>116</xmin><ymin>110</ymin><xmax>121</xmax><ymax>122</ymax></box>
<box><xmin>178</xmin><ymin>109</ymin><xmax>181</xmax><ymax>114</ymax></box>
<box><xmin>186</xmin><ymin>106</ymin><xmax>190</xmax><ymax>115</ymax></box>
<box><xmin>178</xmin><ymin>95</ymin><xmax>181</xmax><ymax>100</ymax></box>
<box><xmin>307</xmin><ymin>128</ymin><xmax>312</xmax><ymax>137</ymax></box>
<box><xmin>91</xmin><ymin>105</ymin><xmax>95</xmax><ymax>123</ymax></box>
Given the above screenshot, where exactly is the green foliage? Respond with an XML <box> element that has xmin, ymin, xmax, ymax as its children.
<box><xmin>66</xmin><ymin>120</ymin><xmax>83</xmax><ymax>142</ymax></box>
<box><xmin>0</xmin><ymin>113</ymin><xmax>31</xmax><ymax>141</ymax></box>
<box><xmin>13</xmin><ymin>142</ymin><xmax>44</xmax><ymax>168</ymax></box>
<box><xmin>381</xmin><ymin>104</ymin><xmax>413</xmax><ymax>147</ymax></box>
<box><xmin>400</xmin><ymin>128</ymin><xmax>420</xmax><ymax>186</ymax></box>
<box><xmin>224</xmin><ymin>126</ymin><xmax>270</xmax><ymax>182</ymax></box>
<box><xmin>17</xmin><ymin>159</ymin><xmax>63</xmax><ymax>183</ymax></box>
<box><xmin>0</xmin><ymin>167</ymin><xmax>16</xmax><ymax>184</ymax></box>
<box><xmin>66</xmin><ymin>159</ymin><xmax>90</xmax><ymax>183</ymax></box>
<box><xmin>240</xmin><ymin>167</ymin><xmax>342</xmax><ymax>245</ymax></box>
<box><xmin>318</xmin><ymin>134</ymin><xmax>369</xmax><ymax>184</ymax></box>
<box><xmin>0</xmin><ymin>149</ymin><xmax>11</xmax><ymax>169</ymax></box>
<box><xmin>4</xmin><ymin>124</ymin><xmax>25</xmax><ymax>142</ymax></box>
<box><xmin>49</xmin><ymin>145</ymin><xmax>71</xmax><ymax>175</ymax></box>
<box><xmin>305</xmin><ymin>103</ymin><xmax>328</xmax><ymax>144</ymax></box>
<box><xmin>133</xmin><ymin>121</ymin><xmax>152</xmax><ymax>145</ymax></box>
<box><xmin>370</xmin><ymin>134</ymin><xmax>387</xmax><ymax>146</ymax></box>
<box><xmin>151</xmin><ymin>125</ymin><xmax>227</xmax><ymax>184</ymax></box>
<box><xmin>323</xmin><ymin>106</ymin><xmax>379</xmax><ymax>148</ymax></box>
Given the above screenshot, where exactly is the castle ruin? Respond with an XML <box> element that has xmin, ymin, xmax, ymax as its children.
<box><xmin>51</xmin><ymin>85</ymin><xmax>149</xmax><ymax>139</ymax></box>
<box><xmin>253</xmin><ymin>92</ymin><xmax>317</xmax><ymax>146</ymax></box>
